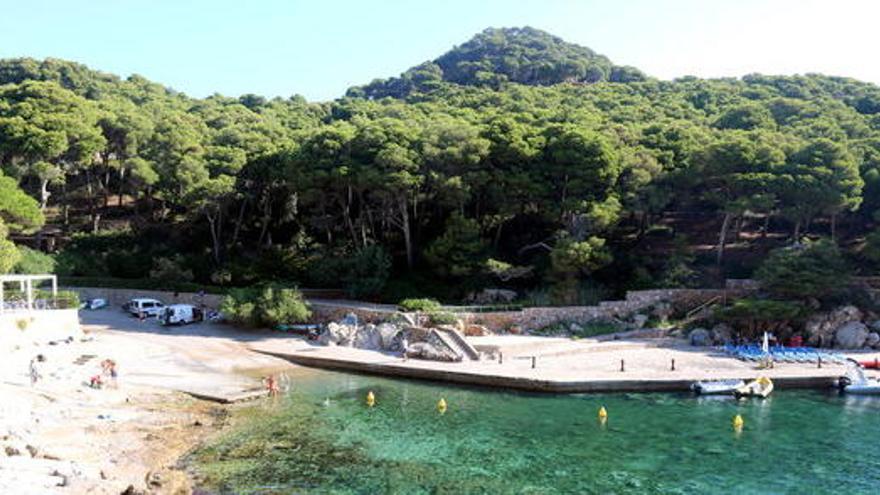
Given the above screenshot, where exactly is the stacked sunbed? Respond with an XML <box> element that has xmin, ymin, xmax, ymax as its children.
<box><xmin>723</xmin><ymin>344</ymin><xmax>844</xmax><ymax>364</ymax></box>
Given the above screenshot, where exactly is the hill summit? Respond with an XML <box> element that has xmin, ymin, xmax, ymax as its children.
<box><xmin>349</xmin><ymin>26</ymin><xmax>646</xmax><ymax>99</ymax></box>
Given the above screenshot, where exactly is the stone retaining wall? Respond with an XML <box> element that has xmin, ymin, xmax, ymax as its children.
<box><xmin>458</xmin><ymin>287</ymin><xmax>754</xmax><ymax>331</ymax></box>
<box><xmin>67</xmin><ymin>287</ymin><xmax>224</xmax><ymax>309</ymax></box>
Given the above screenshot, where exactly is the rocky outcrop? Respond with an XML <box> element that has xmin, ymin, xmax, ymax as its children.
<box><xmin>689</xmin><ymin>328</ymin><xmax>711</xmax><ymax>346</ymax></box>
<box><xmin>631</xmin><ymin>314</ymin><xmax>649</xmax><ymax>329</ymax></box>
<box><xmin>804</xmin><ymin>305</ymin><xmax>863</xmax><ymax>347</ymax></box>
<box><xmin>318</xmin><ymin>322</ymin><xmax>402</xmax><ymax>351</ymax></box>
<box><xmin>834</xmin><ymin>321</ymin><xmax>869</xmax><ymax>349</ymax></box>
<box><xmin>865</xmin><ymin>332</ymin><xmax>880</xmax><ymax>349</ymax></box>
<box><xmin>404</xmin><ymin>342</ymin><xmax>459</xmax><ymax>362</ymax></box>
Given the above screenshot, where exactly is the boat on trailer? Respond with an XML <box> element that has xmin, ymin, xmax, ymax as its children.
<box><xmin>691</xmin><ymin>379</ymin><xmax>745</xmax><ymax>395</ymax></box>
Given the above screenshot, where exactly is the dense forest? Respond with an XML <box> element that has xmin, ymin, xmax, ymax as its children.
<box><xmin>2</xmin><ymin>27</ymin><xmax>880</xmax><ymax>304</ymax></box>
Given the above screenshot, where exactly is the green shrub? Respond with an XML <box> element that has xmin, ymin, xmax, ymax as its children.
<box><xmin>755</xmin><ymin>239</ymin><xmax>849</xmax><ymax>301</ymax></box>
<box><xmin>149</xmin><ymin>255</ymin><xmax>195</xmax><ymax>284</ymax></box>
<box><xmin>427</xmin><ymin>311</ymin><xmax>458</xmax><ymax>326</ymax></box>
<box><xmin>398</xmin><ymin>298</ymin><xmax>442</xmax><ymax>312</ymax></box>
<box><xmin>714</xmin><ymin>298</ymin><xmax>805</xmax><ymax>339</ymax></box>
<box><xmin>13</xmin><ymin>246</ymin><xmax>56</xmax><ymax>274</ymax></box>
<box><xmin>53</xmin><ymin>290</ymin><xmax>80</xmax><ymax>309</ymax></box>
<box><xmin>220</xmin><ymin>286</ymin><xmax>311</xmax><ymax>328</ymax></box>
<box><xmin>256</xmin><ymin>287</ymin><xmax>311</xmax><ymax>327</ymax></box>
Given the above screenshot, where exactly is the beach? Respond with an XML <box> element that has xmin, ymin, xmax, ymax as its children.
<box><xmin>0</xmin><ymin>310</ymin><xmax>294</xmax><ymax>494</ymax></box>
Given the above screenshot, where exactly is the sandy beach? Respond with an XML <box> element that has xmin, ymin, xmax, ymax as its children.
<box><xmin>0</xmin><ymin>310</ymin><xmax>295</xmax><ymax>494</ymax></box>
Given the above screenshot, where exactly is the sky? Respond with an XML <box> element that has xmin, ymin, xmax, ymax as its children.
<box><xmin>1</xmin><ymin>0</ymin><xmax>878</xmax><ymax>102</ymax></box>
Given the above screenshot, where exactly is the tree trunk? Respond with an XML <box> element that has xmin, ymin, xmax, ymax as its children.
<box><xmin>230</xmin><ymin>199</ymin><xmax>247</xmax><ymax>250</ymax></box>
<box><xmin>86</xmin><ymin>170</ymin><xmax>100</xmax><ymax>233</ymax></box>
<box><xmin>39</xmin><ymin>179</ymin><xmax>50</xmax><ymax>210</ymax></box>
<box><xmin>206</xmin><ymin>211</ymin><xmax>221</xmax><ymax>265</ymax></box>
<box><xmin>103</xmin><ymin>168</ymin><xmax>111</xmax><ymax>208</ymax></box>
<box><xmin>830</xmin><ymin>213</ymin><xmax>837</xmax><ymax>241</ymax></box>
<box><xmin>399</xmin><ymin>196</ymin><xmax>413</xmax><ymax>269</ymax></box>
<box><xmin>716</xmin><ymin>212</ymin><xmax>732</xmax><ymax>266</ymax></box>
<box><xmin>117</xmin><ymin>167</ymin><xmax>126</xmax><ymax>207</ymax></box>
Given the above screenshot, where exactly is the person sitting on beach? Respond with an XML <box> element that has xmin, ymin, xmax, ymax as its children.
<box><xmin>89</xmin><ymin>374</ymin><xmax>103</xmax><ymax>389</ymax></box>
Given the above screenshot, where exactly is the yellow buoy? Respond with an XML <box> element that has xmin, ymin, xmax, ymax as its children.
<box><xmin>437</xmin><ymin>398</ymin><xmax>447</xmax><ymax>414</ymax></box>
<box><xmin>598</xmin><ymin>406</ymin><xmax>608</xmax><ymax>420</ymax></box>
<box><xmin>366</xmin><ymin>391</ymin><xmax>376</xmax><ymax>407</ymax></box>
<box><xmin>733</xmin><ymin>414</ymin><xmax>744</xmax><ymax>429</ymax></box>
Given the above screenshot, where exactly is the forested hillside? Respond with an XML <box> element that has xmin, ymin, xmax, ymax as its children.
<box><xmin>2</xmin><ymin>27</ymin><xmax>880</xmax><ymax>304</ymax></box>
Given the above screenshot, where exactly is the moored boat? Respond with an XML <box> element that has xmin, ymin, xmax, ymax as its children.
<box><xmin>735</xmin><ymin>377</ymin><xmax>774</xmax><ymax>398</ymax></box>
<box><xmin>691</xmin><ymin>379</ymin><xmax>745</xmax><ymax>395</ymax></box>
<box><xmin>840</xmin><ymin>360</ymin><xmax>880</xmax><ymax>394</ymax></box>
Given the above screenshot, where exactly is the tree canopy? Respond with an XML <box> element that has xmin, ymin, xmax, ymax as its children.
<box><xmin>3</xmin><ymin>27</ymin><xmax>880</xmax><ymax>304</ymax></box>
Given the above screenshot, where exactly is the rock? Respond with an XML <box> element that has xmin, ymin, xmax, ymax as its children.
<box><xmin>688</xmin><ymin>328</ymin><xmax>711</xmax><ymax>347</ymax></box>
<box><xmin>121</xmin><ymin>485</ymin><xmax>146</xmax><ymax>495</ymax></box>
<box><xmin>466</xmin><ymin>288</ymin><xmax>517</xmax><ymax>305</ymax></box>
<box><xmin>375</xmin><ymin>323</ymin><xmax>401</xmax><ymax>349</ymax></box>
<box><xmin>834</xmin><ymin>321</ymin><xmax>870</xmax><ymax>349</ymax></box>
<box><xmin>340</xmin><ymin>312</ymin><xmax>359</xmax><ymax>327</ymax></box>
<box><xmin>353</xmin><ymin>324</ymin><xmax>382</xmax><ymax>350</ymax></box>
<box><xmin>318</xmin><ymin>322</ymin><xmax>358</xmax><ymax>347</ymax></box>
<box><xmin>508</xmin><ymin>325</ymin><xmax>523</xmax><ymax>335</ymax></box>
<box><xmin>651</xmin><ymin>302</ymin><xmax>673</xmax><ymax>322</ymax></box>
<box><xmin>398</xmin><ymin>313</ymin><xmax>417</xmax><ymax>327</ymax></box>
<box><xmin>25</xmin><ymin>444</ymin><xmax>38</xmax><ymax>458</ymax></box>
<box><xmin>569</xmin><ymin>323</ymin><xmax>583</xmax><ymax>333</ymax></box>
<box><xmin>804</xmin><ymin>305</ymin><xmax>863</xmax><ymax>347</ymax></box>
<box><xmin>404</xmin><ymin>342</ymin><xmax>459</xmax><ymax>362</ymax></box>
<box><xmin>870</xmin><ymin>320</ymin><xmax>880</xmax><ymax>332</ymax></box>
<box><xmin>4</xmin><ymin>446</ymin><xmax>20</xmax><ymax>456</ymax></box>
<box><xmin>146</xmin><ymin>471</ymin><xmax>162</xmax><ymax>488</ymax></box>
<box><xmin>632</xmin><ymin>314</ymin><xmax>649</xmax><ymax>329</ymax></box>
<box><xmin>711</xmin><ymin>323</ymin><xmax>733</xmax><ymax>345</ymax></box>
<box><xmin>464</xmin><ymin>324</ymin><xmax>491</xmax><ymax>337</ymax></box>
<box><xmin>866</xmin><ymin>332</ymin><xmax>880</xmax><ymax>348</ymax></box>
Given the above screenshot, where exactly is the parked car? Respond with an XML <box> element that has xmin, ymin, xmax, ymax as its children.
<box><xmin>159</xmin><ymin>304</ymin><xmax>203</xmax><ymax>326</ymax></box>
<box><xmin>123</xmin><ymin>298</ymin><xmax>165</xmax><ymax>317</ymax></box>
<box><xmin>80</xmin><ymin>298</ymin><xmax>108</xmax><ymax>310</ymax></box>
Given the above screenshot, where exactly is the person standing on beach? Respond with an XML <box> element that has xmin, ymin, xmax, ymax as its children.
<box><xmin>264</xmin><ymin>375</ymin><xmax>280</xmax><ymax>397</ymax></box>
<box><xmin>29</xmin><ymin>355</ymin><xmax>45</xmax><ymax>385</ymax></box>
<box><xmin>101</xmin><ymin>359</ymin><xmax>118</xmax><ymax>388</ymax></box>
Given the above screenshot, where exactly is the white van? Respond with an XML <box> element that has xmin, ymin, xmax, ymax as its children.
<box><xmin>124</xmin><ymin>298</ymin><xmax>165</xmax><ymax>317</ymax></box>
<box><xmin>159</xmin><ymin>304</ymin><xmax>203</xmax><ymax>326</ymax></box>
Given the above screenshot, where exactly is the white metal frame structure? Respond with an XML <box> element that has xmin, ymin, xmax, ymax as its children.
<box><xmin>0</xmin><ymin>274</ymin><xmax>58</xmax><ymax>314</ymax></box>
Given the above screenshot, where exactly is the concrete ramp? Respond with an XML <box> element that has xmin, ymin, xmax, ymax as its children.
<box><xmin>432</xmin><ymin>327</ymin><xmax>480</xmax><ymax>361</ymax></box>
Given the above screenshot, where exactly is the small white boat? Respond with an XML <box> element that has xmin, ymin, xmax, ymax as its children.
<box><xmin>735</xmin><ymin>377</ymin><xmax>774</xmax><ymax>398</ymax></box>
<box><xmin>841</xmin><ymin>361</ymin><xmax>880</xmax><ymax>395</ymax></box>
<box><xmin>691</xmin><ymin>379</ymin><xmax>745</xmax><ymax>395</ymax></box>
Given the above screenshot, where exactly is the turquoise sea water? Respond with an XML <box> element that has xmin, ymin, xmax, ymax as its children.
<box><xmin>191</xmin><ymin>370</ymin><xmax>880</xmax><ymax>494</ymax></box>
